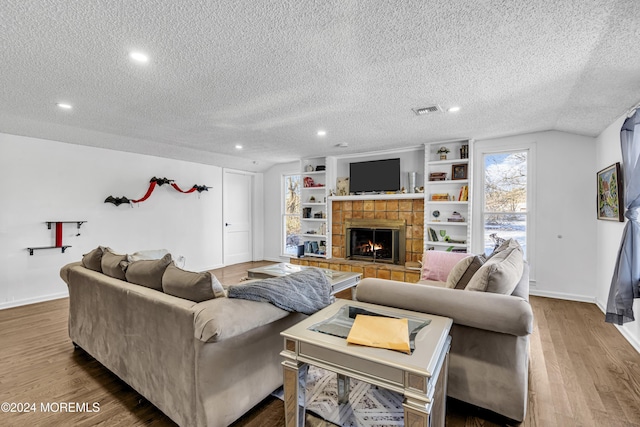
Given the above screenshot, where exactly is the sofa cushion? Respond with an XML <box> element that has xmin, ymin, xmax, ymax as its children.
<box><xmin>82</xmin><ymin>246</ymin><xmax>103</xmax><ymax>272</ymax></box>
<box><xmin>162</xmin><ymin>263</ymin><xmax>225</xmax><ymax>302</ymax></box>
<box><xmin>124</xmin><ymin>253</ymin><xmax>172</xmax><ymax>291</ymax></box>
<box><xmin>101</xmin><ymin>248</ymin><xmax>127</xmax><ymax>280</ymax></box>
<box><xmin>421</xmin><ymin>251</ymin><xmax>469</xmax><ymax>282</ymax></box>
<box><xmin>466</xmin><ymin>246</ymin><xmax>524</xmax><ymax>294</ymax></box>
<box><xmin>445</xmin><ymin>256</ymin><xmax>474</xmax><ymax>288</ymax></box>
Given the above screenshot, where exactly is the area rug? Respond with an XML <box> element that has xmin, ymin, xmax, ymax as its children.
<box><xmin>273</xmin><ymin>365</ymin><xmax>404</xmax><ymax>427</ymax></box>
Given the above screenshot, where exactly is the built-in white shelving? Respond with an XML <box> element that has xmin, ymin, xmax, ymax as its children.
<box><xmin>424</xmin><ymin>140</ymin><xmax>474</xmax><ymax>253</ymax></box>
<box><xmin>300</xmin><ymin>157</ymin><xmax>329</xmax><ymax>258</ymax></box>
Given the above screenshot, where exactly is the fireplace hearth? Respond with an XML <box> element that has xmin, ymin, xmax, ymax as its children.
<box><xmin>345</xmin><ymin>218</ymin><xmax>406</xmax><ymax>264</ymax></box>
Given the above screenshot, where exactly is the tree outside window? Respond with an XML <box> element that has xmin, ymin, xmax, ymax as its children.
<box><xmin>283</xmin><ymin>174</ymin><xmax>301</xmax><ymax>255</ymax></box>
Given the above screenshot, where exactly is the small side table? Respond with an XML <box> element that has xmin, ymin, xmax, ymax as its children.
<box><xmin>281</xmin><ymin>299</ymin><xmax>452</xmax><ymax>427</ymax></box>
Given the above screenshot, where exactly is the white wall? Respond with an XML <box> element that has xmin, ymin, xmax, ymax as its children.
<box><xmin>0</xmin><ymin>132</ymin><xmax>225</xmax><ymax>309</ymax></box>
<box><xmin>262</xmin><ymin>161</ymin><xmax>300</xmax><ymax>262</ymax></box>
<box><xmin>594</xmin><ymin>114</ymin><xmax>640</xmax><ymax>352</ymax></box>
<box><xmin>474</xmin><ymin>131</ymin><xmax>598</xmax><ymax>301</ymax></box>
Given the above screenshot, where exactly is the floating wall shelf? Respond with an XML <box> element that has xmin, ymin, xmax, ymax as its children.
<box><xmin>27</xmin><ymin>221</ymin><xmax>86</xmax><ymax>255</ymax></box>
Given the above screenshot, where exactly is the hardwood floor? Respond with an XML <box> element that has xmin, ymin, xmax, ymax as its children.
<box><xmin>0</xmin><ymin>261</ymin><xmax>639</xmax><ymax>426</ymax></box>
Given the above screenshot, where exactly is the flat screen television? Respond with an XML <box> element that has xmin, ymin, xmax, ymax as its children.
<box><xmin>349</xmin><ymin>158</ymin><xmax>400</xmax><ymax>193</ymax></box>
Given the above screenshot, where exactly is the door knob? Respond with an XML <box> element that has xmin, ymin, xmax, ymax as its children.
<box><xmin>225</xmin><ymin>222</ymin><xmax>231</xmax><ymax>227</ymax></box>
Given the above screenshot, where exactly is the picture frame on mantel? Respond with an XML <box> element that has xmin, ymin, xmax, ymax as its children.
<box><xmin>337</xmin><ymin>177</ymin><xmax>349</xmax><ymax>196</ymax></box>
<box><xmin>452</xmin><ymin>163</ymin><xmax>468</xmax><ymax>180</ymax></box>
<box><xmin>597</xmin><ymin>162</ymin><xmax>624</xmax><ymax>222</ymax></box>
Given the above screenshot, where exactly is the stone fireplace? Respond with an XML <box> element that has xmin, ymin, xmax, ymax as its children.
<box><xmin>331</xmin><ymin>198</ymin><xmax>424</xmax><ymax>264</ymax></box>
<box><xmin>291</xmin><ymin>197</ymin><xmax>424</xmax><ymax>284</ymax></box>
<box><xmin>345</xmin><ymin>218</ymin><xmax>405</xmax><ymax>264</ymax></box>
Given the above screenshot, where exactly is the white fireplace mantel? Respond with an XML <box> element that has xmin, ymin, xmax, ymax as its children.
<box><xmin>329</xmin><ymin>193</ymin><xmax>424</xmax><ymax>201</ymax></box>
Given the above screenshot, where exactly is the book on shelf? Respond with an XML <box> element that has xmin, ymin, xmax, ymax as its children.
<box><xmin>427</xmin><ymin>227</ymin><xmax>439</xmax><ymax>242</ymax></box>
<box><xmin>431</xmin><ymin>193</ymin><xmax>449</xmax><ymax>201</ymax></box>
<box><xmin>457</xmin><ymin>185</ymin><xmax>468</xmax><ymax>201</ymax></box>
<box><xmin>429</xmin><ymin>172</ymin><xmax>447</xmax><ymax>181</ymax></box>
<box><xmin>460</xmin><ymin>144</ymin><xmax>469</xmax><ymax>159</ymax></box>
<box><xmin>447</xmin><ymin>211</ymin><xmax>465</xmax><ymax>222</ymax></box>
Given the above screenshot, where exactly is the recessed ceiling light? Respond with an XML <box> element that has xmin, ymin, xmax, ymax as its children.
<box><xmin>129</xmin><ymin>51</ymin><xmax>149</xmax><ymax>63</ymax></box>
<box><xmin>317</xmin><ymin>130</ymin><xmax>327</xmax><ymax>136</ymax></box>
<box><xmin>235</xmin><ymin>144</ymin><xmax>243</xmax><ymax>150</ymax></box>
<box><xmin>448</xmin><ymin>106</ymin><xmax>461</xmax><ymax>113</ymax></box>
<box><xmin>56</xmin><ymin>103</ymin><xmax>72</xmax><ymax>109</ymax></box>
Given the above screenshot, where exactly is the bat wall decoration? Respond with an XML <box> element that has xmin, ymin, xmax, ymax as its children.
<box><xmin>104</xmin><ymin>177</ymin><xmax>211</xmax><ymax>206</ymax></box>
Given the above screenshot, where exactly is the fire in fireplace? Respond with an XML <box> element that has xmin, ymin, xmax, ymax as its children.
<box><xmin>345</xmin><ymin>218</ymin><xmax>406</xmax><ymax>264</ymax></box>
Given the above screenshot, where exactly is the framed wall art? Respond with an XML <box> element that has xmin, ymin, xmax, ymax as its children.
<box><xmin>452</xmin><ymin>163</ymin><xmax>468</xmax><ymax>180</ymax></box>
<box><xmin>597</xmin><ymin>162</ymin><xmax>624</xmax><ymax>221</ymax></box>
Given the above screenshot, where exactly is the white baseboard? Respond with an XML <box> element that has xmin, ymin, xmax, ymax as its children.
<box><xmin>614</xmin><ymin>325</ymin><xmax>640</xmax><ymax>354</ymax></box>
<box><xmin>263</xmin><ymin>256</ymin><xmax>290</xmax><ymax>263</ymax></box>
<box><xmin>0</xmin><ymin>291</ymin><xmax>68</xmax><ymax>311</ymax></box>
<box><xmin>529</xmin><ymin>289</ymin><xmax>596</xmax><ymax>303</ymax></box>
<box><xmin>593</xmin><ymin>298</ymin><xmax>640</xmax><ymax>355</ymax></box>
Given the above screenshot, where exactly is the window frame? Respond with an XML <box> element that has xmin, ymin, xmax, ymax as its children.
<box><xmin>281</xmin><ymin>172</ymin><xmax>301</xmax><ymax>257</ymax></box>
<box><xmin>472</xmin><ymin>140</ymin><xmax>536</xmax><ymax>281</ymax></box>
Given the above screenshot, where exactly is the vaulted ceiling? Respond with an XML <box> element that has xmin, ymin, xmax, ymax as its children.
<box><xmin>2</xmin><ymin>1</ymin><xmax>640</xmax><ymax>171</ymax></box>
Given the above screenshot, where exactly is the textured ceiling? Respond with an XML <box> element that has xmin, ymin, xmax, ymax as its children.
<box><xmin>2</xmin><ymin>0</ymin><xmax>640</xmax><ymax>172</ymax></box>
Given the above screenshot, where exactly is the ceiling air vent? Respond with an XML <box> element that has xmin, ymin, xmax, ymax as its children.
<box><xmin>412</xmin><ymin>105</ymin><xmax>442</xmax><ymax>116</ymax></box>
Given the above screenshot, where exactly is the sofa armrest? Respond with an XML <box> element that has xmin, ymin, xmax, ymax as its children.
<box><xmin>355</xmin><ymin>278</ymin><xmax>533</xmax><ymax>336</ymax></box>
<box><xmin>60</xmin><ymin>262</ymin><xmax>83</xmax><ymax>285</ymax></box>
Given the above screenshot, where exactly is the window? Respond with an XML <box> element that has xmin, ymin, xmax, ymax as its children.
<box><xmin>283</xmin><ymin>174</ymin><xmax>301</xmax><ymax>256</ymax></box>
<box><xmin>482</xmin><ymin>151</ymin><xmax>528</xmax><ymax>256</ymax></box>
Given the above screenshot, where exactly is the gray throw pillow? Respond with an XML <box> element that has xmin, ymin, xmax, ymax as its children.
<box><xmin>445</xmin><ymin>256</ymin><xmax>474</xmax><ymax>288</ymax></box>
<box><xmin>101</xmin><ymin>248</ymin><xmax>127</xmax><ymax>280</ymax></box>
<box><xmin>124</xmin><ymin>253</ymin><xmax>172</xmax><ymax>291</ymax></box>
<box><xmin>487</xmin><ymin>238</ymin><xmax>521</xmax><ymax>260</ymax></box>
<box><xmin>82</xmin><ymin>247</ymin><xmax>103</xmax><ymax>272</ymax></box>
<box><xmin>162</xmin><ymin>263</ymin><xmax>224</xmax><ymax>302</ymax></box>
<box><xmin>454</xmin><ymin>255</ymin><xmax>486</xmax><ymax>289</ymax></box>
<box><xmin>465</xmin><ymin>247</ymin><xmax>523</xmax><ymax>294</ymax></box>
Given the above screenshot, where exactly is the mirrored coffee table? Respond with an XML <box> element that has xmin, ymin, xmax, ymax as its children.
<box><xmin>281</xmin><ymin>299</ymin><xmax>452</xmax><ymax>427</ymax></box>
<box><xmin>247</xmin><ymin>262</ymin><xmax>361</xmax><ymax>297</ymax></box>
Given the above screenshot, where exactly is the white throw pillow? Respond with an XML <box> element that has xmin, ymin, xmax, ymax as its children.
<box><xmin>127</xmin><ymin>249</ymin><xmax>171</xmax><ymax>262</ymax></box>
<box><xmin>211</xmin><ymin>274</ymin><xmax>227</xmax><ymax>298</ymax></box>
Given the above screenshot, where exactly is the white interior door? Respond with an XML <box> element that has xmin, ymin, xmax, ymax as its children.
<box><xmin>223</xmin><ymin>170</ymin><xmax>253</xmax><ymax>265</ymax></box>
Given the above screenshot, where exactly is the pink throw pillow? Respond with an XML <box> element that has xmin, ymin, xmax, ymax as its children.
<box><xmin>421</xmin><ymin>251</ymin><xmax>471</xmax><ymax>282</ymax></box>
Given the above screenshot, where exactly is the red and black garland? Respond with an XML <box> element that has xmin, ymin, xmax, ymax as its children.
<box><xmin>104</xmin><ymin>177</ymin><xmax>211</xmax><ymax>206</ymax></box>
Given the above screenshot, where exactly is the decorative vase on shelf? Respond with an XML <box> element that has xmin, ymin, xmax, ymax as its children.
<box><xmin>437</xmin><ymin>147</ymin><xmax>450</xmax><ymax>160</ymax></box>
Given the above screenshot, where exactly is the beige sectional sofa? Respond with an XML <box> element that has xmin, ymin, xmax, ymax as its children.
<box><xmin>355</xmin><ymin>241</ymin><xmax>533</xmax><ymax>422</ymax></box>
<box><xmin>60</xmin><ymin>258</ymin><xmax>306</xmax><ymax>427</ymax></box>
